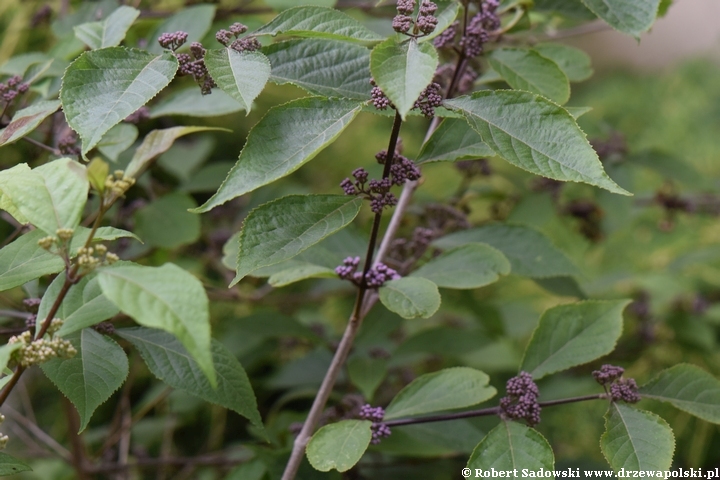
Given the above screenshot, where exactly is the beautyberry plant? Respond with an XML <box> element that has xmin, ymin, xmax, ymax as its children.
<box><xmin>0</xmin><ymin>0</ymin><xmax>717</xmax><ymax>478</ymax></box>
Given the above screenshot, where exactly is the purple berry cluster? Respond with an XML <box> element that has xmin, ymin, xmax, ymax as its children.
<box><xmin>370</xmin><ymin>78</ymin><xmax>392</xmax><ymax>110</ymax></box>
<box><xmin>178</xmin><ymin>43</ymin><xmax>216</xmax><ymax>95</ymax></box>
<box><xmin>359</xmin><ymin>404</ymin><xmax>392</xmax><ymax>444</ymax></box>
<box><xmin>393</xmin><ymin>0</ymin><xmax>439</xmax><ymax>35</ymax></box>
<box><xmin>0</xmin><ymin>75</ymin><xmax>29</xmax><ymax>110</ymax></box>
<box><xmin>413</xmin><ymin>82</ymin><xmax>443</xmax><ymax>117</ymax></box>
<box><xmin>499</xmin><ymin>372</ymin><xmax>541</xmax><ymax>426</ymax></box>
<box><xmin>216</xmin><ymin>22</ymin><xmax>261</xmax><ymax>53</ymax></box>
<box><xmin>58</xmin><ymin>132</ymin><xmax>81</xmax><ymax>156</ymax></box>
<box><xmin>335</xmin><ymin>257</ymin><xmax>401</xmax><ymax>288</ymax></box>
<box><xmin>592</xmin><ymin>364</ymin><xmax>625</xmax><ymax>386</ymax></box>
<box><xmin>593</xmin><ymin>365</ymin><xmax>640</xmax><ymax>403</ymax></box>
<box><xmin>376</xmin><ymin>149</ymin><xmax>422</xmax><ymax>186</ymax></box>
<box><xmin>462</xmin><ymin>0</ymin><xmax>500</xmax><ymax>57</ymax></box>
<box><xmin>340</xmin><ymin>168</ymin><xmax>398</xmax><ymax>213</ymax></box>
<box><xmin>433</xmin><ymin>20</ymin><xmax>458</xmax><ymax>48</ymax></box>
<box><xmin>157</xmin><ymin>31</ymin><xmax>188</xmax><ymax>51</ymax></box>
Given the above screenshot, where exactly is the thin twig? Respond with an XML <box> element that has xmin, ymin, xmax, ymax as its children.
<box><xmin>4</xmin><ymin>405</ymin><xmax>71</xmax><ymax>460</ymax></box>
<box><xmin>64</xmin><ymin>398</ymin><xmax>90</xmax><ymax>480</ymax></box>
<box><xmin>22</xmin><ymin>136</ymin><xmax>61</xmax><ymax>156</ymax></box>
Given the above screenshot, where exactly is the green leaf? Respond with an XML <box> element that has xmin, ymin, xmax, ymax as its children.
<box><xmin>116</xmin><ymin>327</ymin><xmax>263</xmax><ymax>430</ymax></box>
<box><xmin>133</xmin><ymin>193</ymin><xmax>201</xmax><ymax>249</ymax></box>
<box><xmin>488</xmin><ymin>48</ymin><xmax>570</xmax><ymax>104</ymax></box>
<box><xmin>97</xmin><ymin>263</ymin><xmax>215</xmax><ymax>386</ymax></box>
<box><xmin>253</xmin><ymin>6</ymin><xmax>384</xmax><ymax>45</ymax></box>
<box><xmin>433</xmin><ymin>224</ymin><xmax>578</xmax><ymax>278</ymax></box>
<box><xmin>378</xmin><ymin>277</ymin><xmax>441</xmax><ymax>320</ymax></box>
<box><xmin>384</xmin><ymin>367</ymin><xmax>496</xmax><ymax>420</ymax></box>
<box><xmin>639</xmin><ymin>364</ymin><xmax>720</xmax><ymax>424</ymax></box>
<box><xmin>0</xmin><ymin>230</ymin><xmax>63</xmax><ymax>292</ymax></box>
<box><xmin>74</xmin><ymin>6</ymin><xmax>140</xmax><ymax>49</ymax></box>
<box><xmin>125</xmin><ymin>126</ymin><xmax>229</xmax><ymax>179</ymax></box>
<box><xmin>347</xmin><ymin>356</ymin><xmax>387</xmax><ymax>400</ymax></box>
<box><xmin>204</xmin><ymin>49</ymin><xmax>271</xmax><ymax>113</ymax></box>
<box><xmin>147</xmin><ymin>5</ymin><xmax>216</xmax><ymax>54</ymax></box>
<box><xmin>306</xmin><ymin>420</ymin><xmax>372</xmax><ymax>472</ymax></box>
<box><xmin>600</xmin><ymin>404</ymin><xmax>674</xmax><ymax>472</ymax></box>
<box><xmin>268</xmin><ymin>263</ymin><xmax>336</xmax><ymax>287</ymax></box>
<box><xmin>0</xmin><ymin>452</ymin><xmax>32</xmax><ymax>475</ymax></box>
<box><xmin>267</xmin><ymin>0</ymin><xmax>337</xmax><ymax>9</ymax></box>
<box><xmin>97</xmin><ymin>123</ymin><xmax>138</xmax><ymax>162</ymax></box>
<box><xmin>0</xmin><ymin>158</ymin><xmax>88</xmax><ymax>235</ymax></box>
<box><xmin>0</xmin><ymin>227</ymin><xmax>138</xmax><ymax>293</ymax></box>
<box><xmin>417</xmin><ymin>117</ymin><xmax>494</xmax><ymax>164</ymax></box>
<box><xmin>444</xmin><ymin>91</ymin><xmax>630</xmax><ymax>195</ymax></box>
<box><xmin>37</xmin><ymin>273</ymin><xmax>119</xmax><ymax>337</ymax></box>
<box><xmin>410</xmin><ymin>243</ymin><xmax>510</xmax><ymax>289</ymax></box>
<box><xmin>60</xmin><ymin>47</ymin><xmax>178</xmax><ymax>157</ymax></box>
<box><xmin>41</xmin><ymin>328</ymin><xmax>128</xmax><ymax>432</ymax></box>
<box><xmin>150</xmin><ymin>87</ymin><xmax>244</xmax><ymax>118</ymax></box>
<box><xmin>264</xmin><ymin>39</ymin><xmax>371</xmax><ymax>100</ymax></box>
<box><xmin>370</xmin><ymin>37</ymin><xmax>438</xmax><ymax>119</ymax></box>
<box><xmin>533</xmin><ymin>43</ymin><xmax>593</xmax><ymax>82</ymax></box>
<box><xmin>0</xmin><ymin>343</ymin><xmax>22</xmax><ymax>374</ymax></box>
<box><xmin>521</xmin><ymin>300</ymin><xmax>631</xmax><ymax>379</ymax></box>
<box><xmin>580</xmin><ymin>0</ymin><xmax>661</xmax><ymax>37</ymax></box>
<box><xmin>231</xmin><ymin>194</ymin><xmax>362</xmax><ymax>284</ymax></box>
<box><xmin>0</xmin><ymin>100</ymin><xmax>60</xmax><ymax>147</ymax></box>
<box><xmin>467</xmin><ymin>421</ymin><xmax>554</xmax><ymax>471</ymax></box>
<box><xmin>194</xmin><ymin>98</ymin><xmax>363</xmax><ymax>213</ymax></box>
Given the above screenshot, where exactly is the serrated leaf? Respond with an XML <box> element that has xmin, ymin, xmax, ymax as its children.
<box><xmin>264</xmin><ymin>39</ymin><xmax>371</xmax><ymax>99</ymax></box>
<box><xmin>306</xmin><ymin>420</ymin><xmax>372</xmax><ymax>472</ymax></box>
<box><xmin>125</xmin><ymin>126</ymin><xmax>229</xmax><ymax>179</ymax></box>
<box><xmin>74</xmin><ymin>6</ymin><xmax>140</xmax><ymax>49</ymax></box>
<box><xmin>347</xmin><ymin>356</ymin><xmax>387</xmax><ymax>400</ymax></box>
<box><xmin>60</xmin><ymin>47</ymin><xmax>178</xmax><ymax>156</ymax></box>
<box><xmin>97</xmin><ymin>123</ymin><xmax>138</xmax><ymax>161</ymax></box>
<box><xmin>116</xmin><ymin>327</ymin><xmax>263</xmax><ymax>430</ymax></box>
<box><xmin>147</xmin><ymin>5</ymin><xmax>216</xmax><ymax>54</ymax></box>
<box><xmin>534</xmin><ymin>43</ymin><xmax>593</xmax><ymax>82</ymax></box>
<box><xmin>600</xmin><ymin>404</ymin><xmax>674</xmax><ymax>472</ymax></box>
<box><xmin>150</xmin><ymin>87</ymin><xmax>244</xmax><ymax>118</ymax></box>
<box><xmin>417</xmin><ymin>117</ymin><xmax>494</xmax><ymax>164</ymax></box>
<box><xmin>0</xmin><ymin>100</ymin><xmax>60</xmax><ymax>147</ymax></box>
<box><xmin>521</xmin><ymin>300</ymin><xmax>631</xmax><ymax>379</ymax></box>
<box><xmin>411</xmin><ymin>243</ymin><xmax>510</xmax><ymax>289</ymax></box>
<box><xmin>580</xmin><ymin>0</ymin><xmax>661</xmax><ymax>37</ymax></box>
<box><xmin>194</xmin><ymin>98</ymin><xmax>363</xmax><ymax>213</ymax></box>
<box><xmin>41</xmin><ymin>328</ymin><xmax>128</xmax><ymax>432</ymax></box>
<box><xmin>384</xmin><ymin>367</ymin><xmax>496</xmax><ymax>420</ymax></box>
<box><xmin>97</xmin><ymin>263</ymin><xmax>215</xmax><ymax>386</ymax></box>
<box><xmin>37</xmin><ymin>273</ymin><xmax>119</xmax><ymax>337</ymax></box>
<box><xmin>639</xmin><ymin>364</ymin><xmax>720</xmax><ymax>424</ymax></box>
<box><xmin>467</xmin><ymin>421</ymin><xmax>554</xmax><ymax>471</ymax></box>
<box><xmin>232</xmin><ymin>194</ymin><xmax>362</xmax><ymax>284</ymax></box>
<box><xmin>433</xmin><ymin>224</ymin><xmax>578</xmax><ymax>278</ymax></box>
<box><xmin>445</xmin><ymin>91</ymin><xmax>630</xmax><ymax>195</ymax></box>
<box><xmin>378</xmin><ymin>277</ymin><xmax>441</xmax><ymax>320</ymax></box>
<box><xmin>0</xmin><ymin>158</ymin><xmax>88</xmax><ymax>235</ymax></box>
<box><xmin>489</xmin><ymin>48</ymin><xmax>570</xmax><ymax>104</ymax></box>
<box><xmin>370</xmin><ymin>37</ymin><xmax>438</xmax><ymax>119</ymax></box>
<box><xmin>204</xmin><ymin>49</ymin><xmax>270</xmax><ymax>113</ymax></box>
<box><xmin>0</xmin><ymin>227</ymin><xmax>138</xmax><ymax>293</ymax></box>
<box><xmin>268</xmin><ymin>263</ymin><xmax>336</xmax><ymax>287</ymax></box>
<box><xmin>133</xmin><ymin>193</ymin><xmax>201</xmax><ymax>249</ymax></box>
<box><xmin>253</xmin><ymin>6</ymin><xmax>384</xmax><ymax>45</ymax></box>
<box><xmin>0</xmin><ymin>453</ymin><xmax>32</xmax><ymax>475</ymax></box>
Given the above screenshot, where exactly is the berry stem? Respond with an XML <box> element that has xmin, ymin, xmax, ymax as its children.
<box><xmin>382</xmin><ymin>393</ymin><xmax>607</xmax><ymax>428</ymax></box>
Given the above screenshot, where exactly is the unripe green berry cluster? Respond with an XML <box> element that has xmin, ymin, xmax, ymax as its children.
<box><xmin>9</xmin><ymin>320</ymin><xmax>77</xmax><ymax>367</ymax></box>
<box><xmin>105</xmin><ymin>170</ymin><xmax>135</xmax><ymax>196</ymax></box>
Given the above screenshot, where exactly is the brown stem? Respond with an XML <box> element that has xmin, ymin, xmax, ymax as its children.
<box><xmin>22</xmin><ymin>136</ymin><xmax>61</xmax><ymax>155</ymax></box>
<box><xmin>281</xmin><ymin>112</ymin><xmax>404</xmax><ymax>480</ymax></box>
<box><xmin>383</xmin><ymin>393</ymin><xmax>607</xmax><ymax>427</ymax></box>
